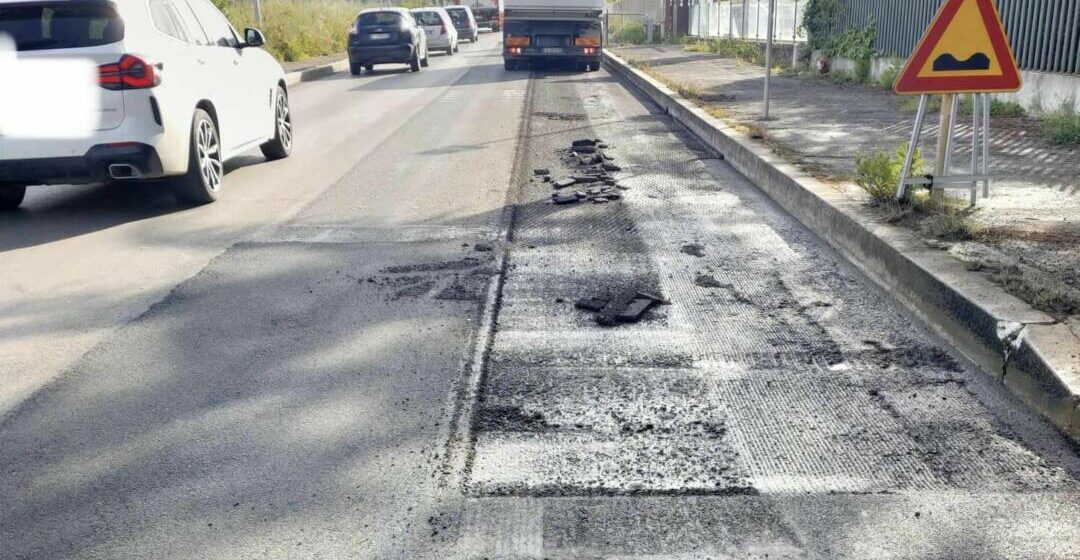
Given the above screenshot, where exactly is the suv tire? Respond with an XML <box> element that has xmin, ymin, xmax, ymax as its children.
<box><xmin>260</xmin><ymin>85</ymin><xmax>293</xmax><ymax>161</ymax></box>
<box><xmin>350</xmin><ymin>61</ymin><xmax>363</xmax><ymax>75</ymax></box>
<box><xmin>173</xmin><ymin>109</ymin><xmax>223</xmax><ymax>203</ymax></box>
<box><xmin>0</xmin><ymin>184</ymin><xmax>26</xmax><ymax>210</ymax></box>
<box><xmin>410</xmin><ymin>51</ymin><xmax>421</xmax><ymax>72</ymax></box>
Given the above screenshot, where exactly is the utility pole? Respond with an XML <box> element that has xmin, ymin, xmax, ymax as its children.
<box><xmin>763</xmin><ymin>0</ymin><xmax>775</xmax><ymax>119</ymax></box>
<box><xmin>253</xmin><ymin>0</ymin><xmax>262</xmax><ymax>25</ymax></box>
<box><xmin>792</xmin><ymin>0</ymin><xmax>799</xmax><ymax>68</ymax></box>
<box><xmin>741</xmin><ymin>0</ymin><xmax>747</xmax><ymax>38</ymax></box>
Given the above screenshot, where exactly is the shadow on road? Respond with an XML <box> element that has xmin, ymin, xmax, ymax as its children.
<box><xmin>0</xmin><ymin>155</ymin><xmax>268</xmax><ymax>252</ymax></box>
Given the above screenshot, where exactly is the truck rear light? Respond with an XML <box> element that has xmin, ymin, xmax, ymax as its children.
<box><xmin>583</xmin><ymin>47</ymin><xmax>597</xmax><ymax>55</ymax></box>
<box><xmin>508</xmin><ymin>47</ymin><xmax>523</xmax><ymax>55</ymax></box>
<box><xmin>575</xmin><ymin>37</ymin><xmax>600</xmax><ymax>47</ymax></box>
<box><xmin>506</xmin><ymin>36</ymin><xmax>530</xmax><ymax>47</ymax></box>
<box><xmin>98</xmin><ymin>55</ymin><xmax>159</xmax><ymax>90</ymax></box>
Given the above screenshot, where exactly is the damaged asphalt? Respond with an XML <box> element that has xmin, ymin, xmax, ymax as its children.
<box><xmin>458</xmin><ymin>63</ymin><xmax>1080</xmax><ymax>556</ymax></box>
<box><xmin>1</xmin><ymin>37</ymin><xmax>1078</xmax><ymax>559</ymax></box>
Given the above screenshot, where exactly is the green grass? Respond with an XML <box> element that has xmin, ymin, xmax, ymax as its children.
<box><xmin>681</xmin><ymin>38</ymin><xmax>764</xmax><ymax>65</ymax></box>
<box><xmin>214</xmin><ymin>0</ymin><xmax>360</xmax><ymax>62</ymax></box>
<box><xmin>994</xmin><ymin>266</ymin><xmax>1079</xmax><ymax>317</ymax></box>
<box><xmin>609</xmin><ymin>20</ymin><xmax>647</xmax><ymax>45</ymax></box>
<box><xmin>878</xmin><ymin>64</ymin><xmax>898</xmax><ymax>90</ymax></box>
<box><xmin>854</xmin><ymin>143</ymin><xmax>922</xmax><ymax>203</ymax></box>
<box><xmin>957</xmin><ymin>96</ymin><xmax>1027</xmax><ymax>117</ymax></box>
<box><xmin>1041</xmin><ymin>105</ymin><xmax>1080</xmax><ymax>145</ymax></box>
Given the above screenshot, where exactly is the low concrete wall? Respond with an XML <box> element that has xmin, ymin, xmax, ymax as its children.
<box><xmin>823</xmin><ymin>53</ymin><xmax>1080</xmax><ymax>113</ymax></box>
<box><xmin>605</xmin><ymin>49</ymin><xmax>1080</xmax><ymax>441</ymax></box>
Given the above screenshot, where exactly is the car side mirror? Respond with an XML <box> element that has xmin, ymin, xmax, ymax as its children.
<box><xmin>243</xmin><ymin>28</ymin><xmax>265</xmax><ymax>48</ymax></box>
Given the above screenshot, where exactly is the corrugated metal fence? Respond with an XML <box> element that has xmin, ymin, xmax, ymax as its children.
<box><xmin>690</xmin><ymin>0</ymin><xmax>1080</xmax><ymax>75</ymax></box>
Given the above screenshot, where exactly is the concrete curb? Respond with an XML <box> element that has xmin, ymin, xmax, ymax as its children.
<box><xmin>284</xmin><ymin>58</ymin><xmax>350</xmax><ymax>87</ymax></box>
<box><xmin>603</xmin><ymin>49</ymin><xmax>1080</xmax><ymax>442</ymax></box>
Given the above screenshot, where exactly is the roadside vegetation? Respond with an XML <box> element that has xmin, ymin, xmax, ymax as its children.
<box><xmin>608</xmin><ymin>18</ymin><xmax>647</xmax><ymax>45</ymax></box>
<box><xmin>683</xmin><ymin>38</ymin><xmax>764</xmax><ymax>65</ymax></box>
<box><xmin>1041</xmin><ymin>104</ymin><xmax>1080</xmax><ymax>145</ymax></box>
<box><xmin>854</xmin><ymin>143</ymin><xmax>920</xmax><ymax>203</ymax></box>
<box><xmin>214</xmin><ymin>0</ymin><xmax>357</xmax><ymax>62</ymax></box>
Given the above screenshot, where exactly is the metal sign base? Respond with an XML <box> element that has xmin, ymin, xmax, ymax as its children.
<box><xmin>896</xmin><ymin>93</ymin><xmax>992</xmax><ymax>205</ymax></box>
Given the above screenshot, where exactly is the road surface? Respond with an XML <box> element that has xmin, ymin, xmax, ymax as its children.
<box><xmin>2</xmin><ymin>35</ymin><xmax>1078</xmax><ymax>559</ymax></box>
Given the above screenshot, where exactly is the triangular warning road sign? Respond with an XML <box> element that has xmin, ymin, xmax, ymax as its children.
<box><xmin>894</xmin><ymin>0</ymin><xmax>1022</xmax><ymax>95</ymax></box>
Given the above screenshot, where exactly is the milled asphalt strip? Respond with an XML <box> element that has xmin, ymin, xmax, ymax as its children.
<box><xmin>603</xmin><ymin>49</ymin><xmax>1080</xmax><ymax>442</ymax></box>
<box><xmin>438</xmin><ymin>69</ymin><xmax>536</xmax><ymax>490</ymax></box>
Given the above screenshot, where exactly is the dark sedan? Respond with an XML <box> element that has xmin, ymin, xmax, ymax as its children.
<box><xmin>348</xmin><ymin>8</ymin><xmax>429</xmax><ymax>75</ymax></box>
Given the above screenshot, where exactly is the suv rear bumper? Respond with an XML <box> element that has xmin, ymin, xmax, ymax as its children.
<box><xmin>348</xmin><ymin>44</ymin><xmax>417</xmax><ymax>64</ymax></box>
<box><xmin>0</xmin><ymin>143</ymin><xmax>164</xmax><ymax>186</ymax></box>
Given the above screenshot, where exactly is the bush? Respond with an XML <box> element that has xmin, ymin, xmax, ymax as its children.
<box><xmin>854</xmin><ymin>56</ymin><xmax>871</xmax><ymax>82</ymax></box>
<box><xmin>682</xmin><ymin>38</ymin><xmax>763</xmax><ymax>64</ymax></box>
<box><xmin>610</xmin><ymin>20</ymin><xmax>647</xmax><ymax>44</ymax></box>
<box><xmin>1041</xmin><ymin>104</ymin><xmax>1080</xmax><ymax>145</ymax></box>
<box><xmin>989</xmin><ymin>100</ymin><xmax>1026</xmax><ymax>117</ymax></box>
<box><xmin>957</xmin><ymin>96</ymin><xmax>1027</xmax><ymax>117</ymax></box>
<box><xmin>854</xmin><ymin>142</ymin><xmax>923</xmax><ymax>203</ymax></box>
<box><xmin>801</xmin><ymin>0</ymin><xmax>840</xmax><ymax>53</ymax></box>
<box><xmin>214</xmin><ymin>0</ymin><xmax>358</xmax><ymax>62</ymax></box>
<box><xmin>878</xmin><ymin>64</ymin><xmax>898</xmax><ymax>90</ymax></box>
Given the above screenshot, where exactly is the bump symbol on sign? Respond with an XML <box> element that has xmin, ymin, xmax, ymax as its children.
<box><xmin>933</xmin><ymin>53</ymin><xmax>990</xmax><ymax>72</ymax></box>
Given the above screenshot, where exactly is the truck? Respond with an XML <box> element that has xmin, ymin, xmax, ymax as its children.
<box><xmin>501</xmin><ymin>0</ymin><xmax>604</xmax><ymax>72</ymax></box>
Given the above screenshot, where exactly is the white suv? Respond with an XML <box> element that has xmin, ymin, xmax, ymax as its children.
<box><xmin>0</xmin><ymin>0</ymin><xmax>292</xmax><ymax>209</ymax></box>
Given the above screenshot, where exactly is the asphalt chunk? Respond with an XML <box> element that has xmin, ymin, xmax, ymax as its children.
<box><xmin>571</xmin><ymin>139</ymin><xmax>597</xmax><ymax>147</ymax></box>
<box><xmin>695</xmin><ymin>274</ymin><xmax>727</xmax><ymax>288</ymax></box>
<box><xmin>553</xmin><ymin>194</ymin><xmax>579</xmax><ymax>205</ymax></box>
<box><xmin>554</xmin><ymin>178</ymin><xmax>576</xmax><ymax>188</ymax></box>
<box><xmin>574</xmin><ymin>297</ymin><xmax>609</xmax><ymax>312</ymax></box>
<box><xmin>680</xmin><ymin>243</ymin><xmax>706</xmax><ymax>258</ymax></box>
<box><xmin>533</xmin><ymin>168</ymin><xmax>550</xmax><ymax>176</ymax></box>
<box><xmin>616</xmin><ymin>298</ymin><xmax>656</xmax><ymax>322</ymax></box>
<box><xmin>596</xmin><ymin>290</ymin><xmax>642</xmax><ymax>326</ymax></box>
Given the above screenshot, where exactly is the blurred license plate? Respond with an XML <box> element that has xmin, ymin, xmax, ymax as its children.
<box><xmin>543</xmin><ymin>47</ymin><xmax>563</xmax><ymax>53</ymax></box>
<box><xmin>369</xmin><ymin>33</ymin><xmax>390</xmax><ymax>40</ymax></box>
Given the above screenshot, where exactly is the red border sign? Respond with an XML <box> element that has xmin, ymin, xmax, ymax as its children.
<box><xmin>894</xmin><ymin>0</ymin><xmax>1021</xmax><ymax>95</ymax></box>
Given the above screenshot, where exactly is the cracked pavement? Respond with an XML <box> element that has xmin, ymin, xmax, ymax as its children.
<box><xmin>1</xmin><ymin>36</ymin><xmax>1078</xmax><ymax>559</ymax></box>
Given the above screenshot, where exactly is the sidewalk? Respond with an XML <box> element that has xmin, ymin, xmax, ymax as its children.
<box><xmin>613</xmin><ymin>45</ymin><xmax>1079</xmax><ymax>323</ymax></box>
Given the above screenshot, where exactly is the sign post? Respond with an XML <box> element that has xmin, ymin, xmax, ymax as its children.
<box><xmin>892</xmin><ymin>0</ymin><xmax>1021</xmax><ymax>203</ymax></box>
<box><xmin>763</xmin><ymin>0</ymin><xmax>775</xmax><ymax>119</ymax></box>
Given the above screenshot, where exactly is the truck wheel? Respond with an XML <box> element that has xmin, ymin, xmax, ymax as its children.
<box><xmin>365</xmin><ymin>64</ymin><xmax>374</xmax><ymax>73</ymax></box>
<box><xmin>350</xmin><ymin>61</ymin><xmax>362</xmax><ymax>75</ymax></box>
<box><xmin>410</xmin><ymin>52</ymin><xmax>421</xmax><ymax>72</ymax></box>
<box><xmin>0</xmin><ymin>184</ymin><xmax>26</xmax><ymax>210</ymax></box>
<box><xmin>173</xmin><ymin>109</ymin><xmax>222</xmax><ymax>204</ymax></box>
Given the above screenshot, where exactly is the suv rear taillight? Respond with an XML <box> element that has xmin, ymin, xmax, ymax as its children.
<box><xmin>98</xmin><ymin>55</ymin><xmax>159</xmax><ymax>90</ymax></box>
